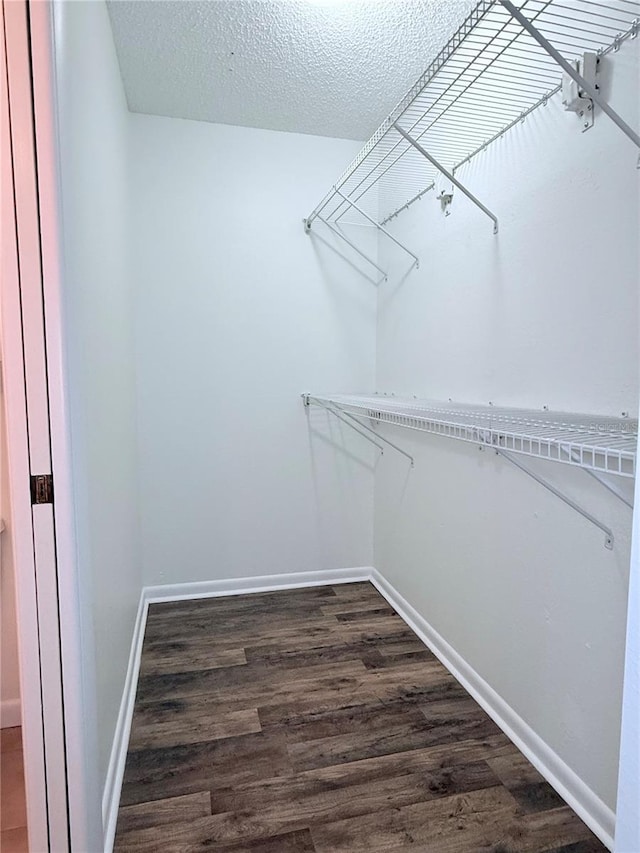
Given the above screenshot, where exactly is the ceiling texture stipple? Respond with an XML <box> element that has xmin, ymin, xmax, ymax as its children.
<box><xmin>106</xmin><ymin>0</ymin><xmax>477</xmax><ymax>141</ymax></box>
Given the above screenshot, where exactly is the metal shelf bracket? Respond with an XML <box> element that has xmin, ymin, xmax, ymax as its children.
<box><xmin>584</xmin><ymin>468</ymin><xmax>633</xmax><ymax>510</ymax></box>
<box><xmin>561</xmin><ymin>53</ymin><xmax>598</xmax><ymax>132</ymax></box>
<box><xmin>495</xmin><ymin>448</ymin><xmax>614</xmax><ymax>549</ymax></box>
<box><xmin>303</xmin><ymin>394</ymin><xmax>414</xmax><ymax>466</ymax></box>
<box><xmin>500</xmin><ymin>0</ymin><xmax>640</xmax><ymax>161</ymax></box>
<box><xmin>303</xmin><ymin>393</ymin><xmax>385</xmax><ymax>454</ymax></box>
<box><xmin>334</xmin><ymin>189</ymin><xmax>420</xmax><ymax>269</ymax></box>
<box><xmin>304</xmin><ymin>216</ymin><xmax>388</xmax><ymax>283</ymax></box>
<box><xmin>393</xmin><ymin>123</ymin><xmax>499</xmax><ymax>234</ymax></box>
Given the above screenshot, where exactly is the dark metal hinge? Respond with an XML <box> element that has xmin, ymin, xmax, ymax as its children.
<box><xmin>30</xmin><ymin>474</ymin><xmax>54</xmax><ymax>505</ymax></box>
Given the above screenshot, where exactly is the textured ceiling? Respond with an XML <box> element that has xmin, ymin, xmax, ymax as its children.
<box><xmin>107</xmin><ymin>0</ymin><xmax>477</xmax><ymax>141</ymax></box>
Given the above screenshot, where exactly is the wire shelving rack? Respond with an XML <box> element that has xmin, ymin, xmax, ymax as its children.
<box><xmin>304</xmin><ymin>0</ymin><xmax>639</xmax><ymax>249</ymax></box>
<box><xmin>304</xmin><ymin>393</ymin><xmax>636</xmax><ymax>547</ymax></box>
<box><xmin>306</xmin><ymin>394</ymin><xmax>637</xmax><ymax>478</ymax></box>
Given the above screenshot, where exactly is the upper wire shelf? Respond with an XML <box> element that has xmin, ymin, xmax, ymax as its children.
<box><xmin>307</xmin><ymin>394</ymin><xmax>637</xmax><ymax>478</ymax></box>
<box><xmin>305</xmin><ymin>0</ymin><xmax>639</xmax><ymax>231</ymax></box>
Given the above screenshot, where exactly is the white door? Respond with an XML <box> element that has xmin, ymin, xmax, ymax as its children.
<box><xmin>1</xmin><ymin>2</ymin><xmax>97</xmax><ymax>849</ymax></box>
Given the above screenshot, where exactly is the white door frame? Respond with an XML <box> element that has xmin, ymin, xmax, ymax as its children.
<box><xmin>1</xmin><ymin>1</ymin><xmax>101</xmax><ymax>849</ymax></box>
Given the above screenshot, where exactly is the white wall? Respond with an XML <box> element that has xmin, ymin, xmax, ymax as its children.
<box><xmin>375</xmin><ymin>38</ymin><xmax>638</xmax><ymax>817</ymax></box>
<box><xmin>615</xmin><ymin>430</ymin><xmax>640</xmax><ymax>851</ymax></box>
<box><xmin>53</xmin><ymin>0</ymin><xmax>141</xmax><ymax>789</ymax></box>
<box><xmin>130</xmin><ymin>115</ymin><xmax>377</xmax><ymax>586</ymax></box>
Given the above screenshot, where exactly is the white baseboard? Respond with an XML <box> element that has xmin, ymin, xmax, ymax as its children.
<box><xmin>144</xmin><ymin>567</ymin><xmax>373</xmax><ymax>604</ymax></box>
<box><xmin>101</xmin><ymin>566</ymin><xmax>373</xmax><ymax>852</ymax></box>
<box><xmin>0</xmin><ymin>698</ymin><xmax>21</xmax><ymax>728</ymax></box>
<box><xmin>370</xmin><ymin>569</ymin><xmax>615</xmax><ymax>851</ymax></box>
<box><xmin>102</xmin><ymin>565</ymin><xmax>614</xmax><ymax>853</ymax></box>
<box><xmin>102</xmin><ymin>592</ymin><xmax>149</xmax><ymax>853</ymax></box>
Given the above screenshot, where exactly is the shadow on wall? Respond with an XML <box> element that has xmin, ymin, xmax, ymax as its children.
<box><xmin>304</xmin><ymin>404</ymin><xmax>379</xmax><ymax>567</ymax></box>
<box><xmin>307</xmin><ymin>223</ymin><xmax>382</xmax><ymax>287</ymax></box>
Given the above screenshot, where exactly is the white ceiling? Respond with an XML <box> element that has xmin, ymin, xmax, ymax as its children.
<box><xmin>107</xmin><ymin>0</ymin><xmax>477</xmax><ymax>141</ymax></box>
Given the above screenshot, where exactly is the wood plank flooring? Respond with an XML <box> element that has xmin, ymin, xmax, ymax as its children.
<box><xmin>115</xmin><ymin>582</ymin><xmax>607</xmax><ymax>853</ymax></box>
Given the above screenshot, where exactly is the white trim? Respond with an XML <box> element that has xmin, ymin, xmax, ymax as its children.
<box><xmin>102</xmin><ymin>592</ymin><xmax>149</xmax><ymax>853</ymax></box>
<box><xmin>1</xmin><ymin>3</ymin><xmax>54</xmax><ymax>848</ymax></box>
<box><xmin>0</xmin><ymin>699</ymin><xmax>21</xmax><ymax>729</ymax></box>
<box><xmin>31</xmin><ymin>1</ymin><xmax>104</xmax><ymax>846</ymax></box>
<box><xmin>370</xmin><ymin>569</ymin><xmax>616</xmax><ymax>851</ymax></box>
<box><xmin>144</xmin><ymin>567</ymin><xmax>373</xmax><ymax>604</ymax></box>
<box><xmin>103</xmin><ymin>565</ymin><xmax>614</xmax><ymax>853</ymax></box>
<box><xmin>101</xmin><ymin>566</ymin><xmax>372</xmax><ymax>852</ymax></box>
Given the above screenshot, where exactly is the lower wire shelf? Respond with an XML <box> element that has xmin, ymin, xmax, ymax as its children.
<box><xmin>304</xmin><ymin>393</ymin><xmax>637</xmax><ymax>549</ymax></box>
<box><xmin>304</xmin><ymin>393</ymin><xmax>637</xmax><ymax>478</ymax></box>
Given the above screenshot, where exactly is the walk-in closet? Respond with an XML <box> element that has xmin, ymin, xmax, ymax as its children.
<box><xmin>1</xmin><ymin>0</ymin><xmax>638</xmax><ymax>851</ymax></box>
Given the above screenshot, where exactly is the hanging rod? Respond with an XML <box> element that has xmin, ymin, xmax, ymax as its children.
<box><xmin>303</xmin><ymin>0</ymin><xmax>640</xmax><ymax>230</ymax></box>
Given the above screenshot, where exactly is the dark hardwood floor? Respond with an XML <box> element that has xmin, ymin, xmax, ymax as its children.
<box><xmin>115</xmin><ymin>582</ymin><xmax>607</xmax><ymax>852</ymax></box>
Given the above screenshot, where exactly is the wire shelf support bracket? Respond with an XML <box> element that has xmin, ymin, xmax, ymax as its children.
<box><xmin>333</xmin><ymin>189</ymin><xmax>420</xmax><ymax>269</ymax></box>
<box><xmin>302</xmin><ymin>393</ymin><xmax>415</xmax><ymax>466</ymax></box>
<box><xmin>307</xmin><ymin>216</ymin><xmax>388</xmax><ymax>283</ymax></box>
<box><xmin>393</xmin><ymin>123</ymin><xmax>500</xmax><ymax>234</ymax></box>
<box><xmin>495</xmin><ymin>447</ymin><xmax>615</xmax><ymax>549</ymax></box>
<box><xmin>499</xmin><ymin>0</ymin><xmax>640</xmax><ymax>165</ymax></box>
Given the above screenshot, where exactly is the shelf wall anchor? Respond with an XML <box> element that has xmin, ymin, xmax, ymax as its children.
<box><xmin>496</xmin><ymin>449</ymin><xmax>614</xmax><ymax>550</ymax></box>
<box><xmin>393</xmin><ymin>122</ymin><xmax>499</xmax><ymax>234</ymax></box>
<box><xmin>500</xmin><ymin>0</ymin><xmax>640</xmax><ymax>155</ymax></box>
<box><xmin>561</xmin><ymin>53</ymin><xmax>598</xmax><ymax>132</ymax></box>
<box><xmin>334</xmin><ymin>189</ymin><xmax>419</xmax><ymax>269</ymax></box>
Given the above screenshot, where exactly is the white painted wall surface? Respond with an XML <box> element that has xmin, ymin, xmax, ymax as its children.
<box><xmin>53</xmin><ymin>0</ymin><xmax>141</xmax><ymax>788</ymax></box>
<box><xmin>130</xmin><ymin>115</ymin><xmax>376</xmax><ymax>586</ymax></box>
<box><xmin>0</xmin><ymin>377</ymin><xmax>20</xmax><ymax>728</ymax></box>
<box><xmin>615</xmin><ymin>417</ymin><xmax>640</xmax><ymax>851</ymax></box>
<box><xmin>375</xmin><ymin>38</ymin><xmax>638</xmax><ymax>816</ymax></box>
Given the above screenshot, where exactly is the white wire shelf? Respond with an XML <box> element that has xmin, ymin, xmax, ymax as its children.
<box><xmin>307</xmin><ymin>394</ymin><xmax>637</xmax><ymax>478</ymax></box>
<box><xmin>305</xmin><ymin>0</ymin><xmax>640</xmax><ymax>231</ymax></box>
